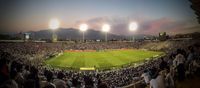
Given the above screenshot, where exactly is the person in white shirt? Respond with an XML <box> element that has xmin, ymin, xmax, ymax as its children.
<box><xmin>43</xmin><ymin>71</ymin><xmax>56</xmax><ymax>88</ymax></box>
<box><xmin>173</xmin><ymin>54</ymin><xmax>185</xmax><ymax>67</ymax></box>
<box><xmin>173</xmin><ymin>54</ymin><xmax>186</xmax><ymax>81</ymax></box>
<box><xmin>150</xmin><ymin>68</ymin><xmax>166</xmax><ymax>88</ymax></box>
<box><xmin>165</xmin><ymin>68</ymin><xmax>174</xmax><ymax>88</ymax></box>
<box><xmin>141</xmin><ymin>70</ymin><xmax>150</xmax><ymax>85</ymax></box>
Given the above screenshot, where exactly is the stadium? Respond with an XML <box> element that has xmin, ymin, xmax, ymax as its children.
<box><xmin>0</xmin><ymin>0</ymin><xmax>200</xmax><ymax>88</ymax></box>
<box><xmin>1</xmin><ymin>40</ymin><xmax>200</xmax><ymax>88</ymax></box>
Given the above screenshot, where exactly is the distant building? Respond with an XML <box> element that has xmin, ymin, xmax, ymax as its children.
<box><xmin>23</xmin><ymin>33</ymin><xmax>31</xmax><ymax>42</ymax></box>
<box><xmin>158</xmin><ymin>32</ymin><xmax>168</xmax><ymax>41</ymax></box>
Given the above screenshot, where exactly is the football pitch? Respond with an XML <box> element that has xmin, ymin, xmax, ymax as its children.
<box><xmin>45</xmin><ymin>49</ymin><xmax>163</xmax><ymax>70</ymax></box>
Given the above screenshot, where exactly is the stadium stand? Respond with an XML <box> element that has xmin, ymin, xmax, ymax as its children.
<box><xmin>0</xmin><ymin>40</ymin><xmax>200</xmax><ymax>88</ymax></box>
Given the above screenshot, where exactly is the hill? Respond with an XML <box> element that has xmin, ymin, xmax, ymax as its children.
<box><xmin>29</xmin><ymin>28</ymin><xmax>124</xmax><ymax>40</ymax></box>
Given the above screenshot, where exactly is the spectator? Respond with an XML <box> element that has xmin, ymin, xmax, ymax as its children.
<box><xmin>0</xmin><ymin>58</ymin><xmax>9</xmax><ymax>85</ymax></box>
<box><xmin>53</xmin><ymin>72</ymin><xmax>67</xmax><ymax>88</ymax></box>
<box><xmin>3</xmin><ymin>70</ymin><xmax>18</xmax><ymax>88</ymax></box>
<box><xmin>84</xmin><ymin>75</ymin><xmax>94</xmax><ymax>88</ymax></box>
<box><xmin>192</xmin><ymin>58</ymin><xmax>200</xmax><ymax>76</ymax></box>
<box><xmin>150</xmin><ymin>67</ymin><xmax>166</xmax><ymax>88</ymax></box>
<box><xmin>27</xmin><ymin>67</ymin><xmax>40</xmax><ymax>88</ymax></box>
<box><xmin>15</xmin><ymin>63</ymin><xmax>24</xmax><ymax>88</ymax></box>
<box><xmin>24</xmin><ymin>79</ymin><xmax>36</xmax><ymax>88</ymax></box>
<box><xmin>43</xmin><ymin>71</ymin><xmax>56</xmax><ymax>88</ymax></box>
<box><xmin>174</xmin><ymin>54</ymin><xmax>186</xmax><ymax>81</ymax></box>
<box><xmin>159</xmin><ymin>58</ymin><xmax>168</xmax><ymax>70</ymax></box>
<box><xmin>98</xmin><ymin>81</ymin><xmax>108</xmax><ymax>88</ymax></box>
<box><xmin>141</xmin><ymin>70</ymin><xmax>150</xmax><ymax>85</ymax></box>
<box><xmin>165</xmin><ymin>68</ymin><xmax>174</xmax><ymax>88</ymax></box>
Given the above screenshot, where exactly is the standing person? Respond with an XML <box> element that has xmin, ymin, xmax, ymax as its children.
<box><xmin>15</xmin><ymin>63</ymin><xmax>24</xmax><ymax>88</ymax></box>
<box><xmin>174</xmin><ymin>54</ymin><xmax>186</xmax><ymax>81</ymax></box>
<box><xmin>187</xmin><ymin>46</ymin><xmax>194</xmax><ymax>63</ymax></box>
<box><xmin>150</xmin><ymin>67</ymin><xmax>166</xmax><ymax>88</ymax></box>
<box><xmin>1</xmin><ymin>70</ymin><xmax>19</xmax><ymax>88</ymax></box>
<box><xmin>43</xmin><ymin>71</ymin><xmax>56</xmax><ymax>88</ymax></box>
<box><xmin>192</xmin><ymin>58</ymin><xmax>200</xmax><ymax>76</ymax></box>
<box><xmin>141</xmin><ymin>70</ymin><xmax>151</xmax><ymax>85</ymax></box>
<box><xmin>165</xmin><ymin>68</ymin><xmax>174</xmax><ymax>88</ymax></box>
<box><xmin>27</xmin><ymin>66</ymin><xmax>40</xmax><ymax>88</ymax></box>
<box><xmin>159</xmin><ymin>58</ymin><xmax>168</xmax><ymax>70</ymax></box>
<box><xmin>0</xmin><ymin>58</ymin><xmax>9</xmax><ymax>85</ymax></box>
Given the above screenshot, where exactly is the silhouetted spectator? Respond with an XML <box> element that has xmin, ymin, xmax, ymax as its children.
<box><xmin>43</xmin><ymin>71</ymin><xmax>56</xmax><ymax>88</ymax></box>
<box><xmin>150</xmin><ymin>67</ymin><xmax>165</xmax><ymax>88</ymax></box>
<box><xmin>165</xmin><ymin>68</ymin><xmax>174</xmax><ymax>88</ymax></box>
<box><xmin>27</xmin><ymin>67</ymin><xmax>40</xmax><ymax>88</ymax></box>
<box><xmin>159</xmin><ymin>58</ymin><xmax>168</xmax><ymax>70</ymax></box>
<box><xmin>0</xmin><ymin>58</ymin><xmax>9</xmax><ymax>85</ymax></box>
<box><xmin>53</xmin><ymin>71</ymin><xmax>67</xmax><ymax>88</ymax></box>
<box><xmin>141</xmin><ymin>70</ymin><xmax>150</xmax><ymax>85</ymax></box>
<box><xmin>174</xmin><ymin>54</ymin><xmax>186</xmax><ymax>81</ymax></box>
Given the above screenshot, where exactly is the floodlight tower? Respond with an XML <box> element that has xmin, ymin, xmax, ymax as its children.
<box><xmin>129</xmin><ymin>22</ymin><xmax>138</xmax><ymax>42</ymax></box>
<box><xmin>79</xmin><ymin>24</ymin><xmax>88</xmax><ymax>42</ymax></box>
<box><xmin>102</xmin><ymin>24</ymin><xmax>110</xmax><ymax>42</ymax></box>
<box><xmin>49</xmin><ymin>18</ymin><xmax>60</xmax><ymax>42</ymax></box>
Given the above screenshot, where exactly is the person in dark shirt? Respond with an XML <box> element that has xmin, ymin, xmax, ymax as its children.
<box><xmin>84</xmin><ymin>75</ymin><xmax>94</xmax><ymax>88</ymax></box>
<box><xmin>159</xmin><ymin>58</ymin><xmax>168</xmax><ymax>70</ymax></box>
<box><xmin>0</xmin><ymin>58</ymin><xmax>9</xmax><ymax>85</ymax></box>
<box><xmin>27</xmin><ymin>66</ymin><xmax>40</xmax><ymax>88</ymax></box>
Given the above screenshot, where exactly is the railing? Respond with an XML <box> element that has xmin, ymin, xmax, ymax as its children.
<box><xmin>122</xmin><ymin>79</ymin><xmax>145</xmax><ymax>88</ymax></box>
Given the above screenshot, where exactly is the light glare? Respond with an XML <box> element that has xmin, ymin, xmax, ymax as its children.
<box><xmin>49</xmin><ymin>18</ymin><xmax>60</xmax><ymax>30</ymax></box>
<box><xmin>129</xmin><ymin>22</ymin><xmax>138</xmax><ymax>31</ymax></box>
<box><xmin>79</xmin><ymin>24</ymin><xmax>88</xmax><ymax>32</ymax></box>
<box><xmin>102</xmin><ymin>24</ymin><xmax>110</xmax><ymax>32</ymax></box>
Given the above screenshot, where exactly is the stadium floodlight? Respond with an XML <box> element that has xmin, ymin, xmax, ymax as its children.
<box><xmin>49</xmin><ymin>18</ymin><xmax>60</xmax><ymax>42</ymax></box>
<box><xmin>129</xmin><ymin>22</ymin><xmax>138</xmax><ymax>31</ymax></box>
<box><xmin>129</xmin><ymin>22</ymin><xmax>138</xmax><ymax>42</ymax></box>
<box><xmin>102</xmin><ymin>24</ymin><xmax>110</xmax><ymax>32</ymax></box>
<box><xmin>79</xmin><ymin>24</ymin><xmax>88</xmax><ymax>42</ymax></box>
<box><xmin>102</xmin><ymin>24</ymin><xmax>110</xmax><ymax>42</ymax></box>
<box><xmin>49</xmin><ymin>18</ymin><xmax>60</xmax><ymax>30</ymax></box>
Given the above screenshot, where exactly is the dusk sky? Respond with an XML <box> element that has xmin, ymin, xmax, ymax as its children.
<box><xmin>0</xmin><ymin>0</ymin><xmax>199</xmax><ymax>35</ymax></box>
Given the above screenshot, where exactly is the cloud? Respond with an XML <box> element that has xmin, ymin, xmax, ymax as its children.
<box><xmin>75</xmin><ymin>16</ymin><xmax>200</xmax><ymax>35</ymax></box>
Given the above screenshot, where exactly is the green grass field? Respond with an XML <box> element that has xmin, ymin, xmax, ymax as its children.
<box><xmin>45</xmin><ymin>49</ymin><xmax>163</xmax><ymax>70</ymax></box>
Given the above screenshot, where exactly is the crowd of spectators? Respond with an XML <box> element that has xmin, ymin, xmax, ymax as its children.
<box><xmin>65</xmin><ymin>42</ymin><xmax>141</xmax><ymax>50</ymax></box>
<box><xmin>0</xmin><ymin>40</ymin><xmax>200</xmax><ymax>88</ymax></box>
